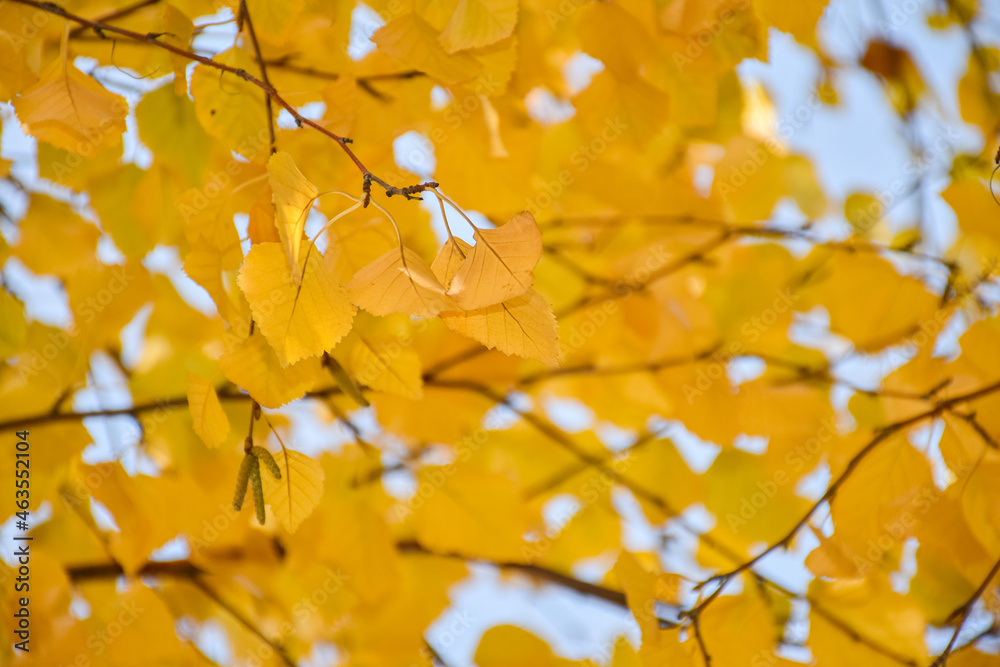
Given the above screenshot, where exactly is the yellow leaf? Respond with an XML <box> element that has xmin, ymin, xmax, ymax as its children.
<box><xmin>219</xmin><ymin>331</ymin><xmax>322</xmax><ymax>408</ymax></box>
<box><xmin>347</xmin><ymin>246</ymin><xmax>454</xmax><ymax>317</ymax></box>
<box><xmin>438</xmin><ymin>0</ymin><xmax>518</xmax><ymax>54</ymax></box>
<box><xmin>262</xmin><ymin>447</ymin><xmax>325</xmax><ymax>532</ymax></box>
<box><xmin>0</xmin><ymin>3</ymin><xmax>44</xmax><ymax>97</ymax></box>
<box><xmin>441</xmin><ymin>289</ymin><xmax>559</xmax><ymax>365</ymax></box>
<box><xmin>163</xmin><ymin>4</ymin><xmax>195</xmax><ymax>95</ymax></box>
<box><xmin>372</xmin><ymin>14</ymin><xmax>482</xmax><ymax>84</ymax></box>
<box><xmin>13</xmin><ymin>58</ymin><xmax>127</xmax><ymax>152</ymax></box>
<box><xmin>242</xmin><ymin>0</ymin><xmax>305</xmax><ymax>41</ymax></box>
<box><xmin>0</xmin><ymin>289</ymin><xmax>27</xmax><ymax>357</ymax></box>
<box><xmin>809</xmin><ymin>577</ymin><xmax>928</xmax><ymax>664</ymax></box>
<box><xmin>430</xmin><ymin>236</ymin><xmax>471</xmax><ymax>285</ymax></box>
<box><xmin>191</xmin><ymin>46</ymin><xmax>269</xmax><ymax>159</ymax></box>
<box><xmin>613</xmin><ymin>552</ymin><xmax>682</xmax><ymax>638</ymax></box>
<box><xmin>411</xmin><ymin>464</ymin><xmax>527</xmax><ymax>561</ymax></box>
<box><xmin>830</xmin><ymin>433</ymin><xmax>934</xmax><ymax>570</ymax></box>
<box><xmin>474</xmin><ymin>625</ymin><xmax>581</xmax><ymax>667</ymax></box>
<box><xmin>753</xmin><ymin>0</ymin><xmax>828</xmax><ymax>48</ymax></box>
<box><xmin>804</xmin><ymin>527</ymin><xmax>865</xmax><ymax>579</ymax></box>
<box><xmin>268</xmin><ymin>151</ymin><xmax>319</xmax><ymax>278</ymax></box>
<box><xmin>183</xmin><ymin>238</ymin><xmax>243</xmax><ymax>324</ymax></box>
<box><xmin>238</xmin><ymin>242</ymin><xmax>356</xmax><ymax>366</ymax></box>
<box><xmin>14</xmin><ymin>194</ymin><xmax>99</xmax><ymax>277</ymax></box>
<box><xmin>348</xmin><ymin>335</ymin><xmax>424</xmax><ymax>399</ymax></box>
<box><xmin>136</xmin><ymin>83</ymin><xmax>210</xmax><ymax>186</ymax></box>
<box><xmin>185</xmin><ymin>373</ymin><xmax>231</xmax><ymax>448</ymax></box>
<box><xmin>798</xmin><ymin>250</ymin><xmax>939</xmax><ymax>352</ymax></box>
<box><xmin>845</xmin><ymin>192</ymin><xmax>884</xmax><ymax>235</ymax></box>
<box><xmin>249</xmin><ymin>182</ymin><xmax>282</xmax><ymax>244</ymax></box>
<box><xmin>699</xmin><ymin>590</ymin><xmax>777</xmax><ymax>666</ymax></box>
<box><xmin>446</xmin><ymin>211</ymin><xmax>542</xmax><ymax>309</ymax></box>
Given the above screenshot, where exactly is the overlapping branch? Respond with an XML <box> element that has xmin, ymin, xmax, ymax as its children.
<box><xmin>9</xmin><ymin>0</ymin><xmax>435</xmax><ymax>198</ymax></box>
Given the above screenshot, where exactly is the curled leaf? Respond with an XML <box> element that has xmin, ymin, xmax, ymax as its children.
<box><xmin>347</xmin><ymin>246</ymin><xmax>454</xmax><ymax>317</ymax></box>
<box><xmin>446</xmin><ymin>212</ymin><xmax>542</xmax><ymax>310</ymax></box>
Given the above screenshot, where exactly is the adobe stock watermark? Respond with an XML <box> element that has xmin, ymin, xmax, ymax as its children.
<box><xmin>383</xmin><ymin>73</ymin><xmax>503</xmax><ymax>184</ymax></box>
<box><xmin>58</xmin><ymin>401</ymin><xmax>174</xmax><ymax>510</ymax></box>
<box><xmin>879</xmin><ymin>308</ymin><xmax>951</xmax><ymax>374</ymax></box>
<box><xmin>559</xmin><ymin>242</ymin><xmax>680</xmax><ymax>357</ymax></box>
<box><xmin>715</xmin><ymin>85</ymin><xmax>836</xmax><ymax>202</ymax></box>
<box><xmin>725</xmin><ymin>414</ymin><xmax>842</xmax><ymax>532</ymax></box>
<box><xmin>234</xmin><ymin>567</ymin><xmax>350</xmax><ymax>667</ymax></box>
<box><xmin>13</xmin><ymin>265</ymin><xmax>137</xmax><ymax>388</ymax></box>
<box><xmin>847</xmin><ymin>125</ymin><xmax>961</xmax><ymax>233</ymax></box>
<box><xmin>876</xmin><ymin>0</ymin><xmax>930</xmax><ymax>35</ymax></box>
<box><xmin>672</xmin><ymin>0</ymin><xmax>752</xmax><ymax>70</ymax></box>
<box><xmin>56</xmin><ymin>598</ymin><xmax>144</xmax><ymax>667</ymax></box>
<box><xmin>682</xmin><ymin>287</ymin><xmax>798</xmax><ymax>403</ymax></box>
<box><xmin>0</xmin><ymin>7</ymin><xmax>51</xmax><ymax>54</ymax></box>
<box><xmin>387</xmin><ymin>412</ymin><xmax>507</xmax><ymax>522</ymax></box>
<box><xmin>520</xmin><ymin>452</ymin><xmax>636</xmax><ymax>563</ymax></box>
<box><xmin>523</xmin><ymin>116</ymin><xmax>629</xmax><ymax>218</ymax></box>
<box><xmin>177</xmin><ymin>127</ymin><xmax>272</xmax><ymax>223</ymax></box>
<box><xmin>850</xmin><ymin>458</ymin><xmax>974</xmax><ymax>576</ymax></box>
<box><xmin>46</xmin><ymin>99</ymin><xmax>131</xmax><ymax>179</ymax></box>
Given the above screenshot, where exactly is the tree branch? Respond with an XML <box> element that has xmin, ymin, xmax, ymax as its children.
<box><xmin>238</xmin><ymin>0</ymin><xmax>275</xmax><ymax>151</ymax></box>
<box><xmin>931</xmin><ymin>554</ymin><xmax>1000</xmax><ymax>666</ymax></box>
<box><xmin>9</xmin><ymin>0</ymin><xmax>435</xmax><ymax>198</ymax></box>
<box><xmin>68</xmin><ymin>0</ymin><xmax>163</xmax><ymax>38</ymax></box>
<box><xmin>687</xmin><ymin>379</ymin><xmax>1000</xmax><ymax>616</ymax></box>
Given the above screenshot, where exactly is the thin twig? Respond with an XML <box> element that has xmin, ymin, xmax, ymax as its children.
<box><xmin>9</xmin><ymin>0</ymin><xmax>433</xmax><ymax>197</ymax></box>
<box><xmin>931</xmin><ymin>554</ymin><xmax>1000</xmax><ymax>666</ymax></box>
<box><xmin>239</xmin><ymin>0</ymin><xmax>275</xmax><ymax>151</ymax></box>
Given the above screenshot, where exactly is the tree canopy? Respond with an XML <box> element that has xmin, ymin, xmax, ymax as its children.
<box><xmin>1</xmin><ymin>0</ymin><xmax>1000</xmax><ymax>665</ymax></box>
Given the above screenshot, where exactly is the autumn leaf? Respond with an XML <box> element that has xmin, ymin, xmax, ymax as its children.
<box><xmin>438</xmin><ymin>0</ymin><xmax>519</xmax><ymax>54</ymax></box>
<box><xmin>347</xmin><ymin>334</ymin><xmax>424</xmax><ymax>399</ymax></box>
<box><xmin>219</xmin><ymin>332</ymin><xmax>323</xmax><ymax>408</ymax></box>
<box><xmin>262</xmin><ymin>447</ymin><xmax>325</xmax><ymax>532</ymax></box>
<box><xmin>268</xmin><ymin>151</ymin><xmax>319</xmax><ymax>279</ymax></box>
<box><xmin>185</xmin><ymin>373</ymin><xmax>230</xmax><ymax>448</ymax></box>
<box><xmin>4</xmin><ymin>2</ymin><xmax>1000</xmax><ymax>666</ymax></box>
<box><xmin>445</xmin><ymin>212</ymin><xmax>542</xmax><ymax>309</ymax></box>
<box><xmin>347</xmin><ymin>246</ymin><xmax>454</xmax><ymax>317</ymax></box>
<box><xmin>372</xmin><ymin>14</ymin><xmax>482</xmax><ymax>84</ymax></box>
<box><xmin>237</xmin><ymin>241</ymin><xmax>356</xmax><ymax>366</ymax></box>
<box><xmin>441</xmin><ymin>289</ymin><xmax>559</xmax><ymax>365</ymax></box>
<box><xmin>13</xmin><ymin>58</ymin><xmax>127</xmax><ymax>153</ymax></box>
<box><xmin>432</xmin><ymin>236</ymin><xmax>558</xmax><ymax>364</ymax></box>
<box><xmin>191</xmin><ymin>46</ymin><xmax>269</xmax><ymax>157</ymax></box>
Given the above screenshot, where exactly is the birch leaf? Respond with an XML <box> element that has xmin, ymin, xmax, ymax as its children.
<box><xmin>347</xmin><ymin>246</ymin><xmax>455</xmax><ymax>317</ymax></box>
<box><xmin>446</xmin><ymin>212</ymin><xmax>542</xmax><ymax>310</ymax></box>
<box><xmin>185</xmin><ymin>373</ymin><xmax>230</xmax><ymax>448</ymax></box>
<box><xmin>263</xmin><ymin>447</ymin><xmax>325</xmax><ymax>532</ymax></box>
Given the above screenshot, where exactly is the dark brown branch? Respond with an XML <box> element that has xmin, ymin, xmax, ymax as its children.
<box><xmin>547</xmin><ymin>214</ymin><xmax>956</xmax><ymax>270</ymax></box>
<box><xmin>68</xmin><ymin>0</ymin><xmax>163</xmax><ymax>38</ymax></box>
<box><xmin>396</xmin><ymin>540</ymin><xmax>631</xmax><ymax>608</ymax></box>
<box><xmin>189</xmin><ymin>575</ymin><xmax>296</xmax><ymax>667</ymax></box>
<box><xmin>687</xmin><ymin>379</ymin><xmax>1000</xmax><ymax>616</ymax></box>
<box><xmin>65</xmin><ymin>559</ymin><xmax>294</xmax><ymax>665</ymax></box>
<box><xmin>9</xmin><ymin>0</ymin><xmax>433</xmax><ymax>198</ymax></box>
<box><xmin>689</xmin><ymin>614</ymin><xmax>712</xmax><ymax>666</ymax></box>
<box><xmin>238</xmin><ymin>0</ymin><xmax>275</xmax><ymax>151</ymax></box>
<box><xmin>556</xmin><ymin>231</ymin><xmax>733</xmax><ymax>319</ymax></box>
<box><xmin>931</xmin><ymin>554</ymin><xmax>1000</xmax><ymax>666</ymax></box>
